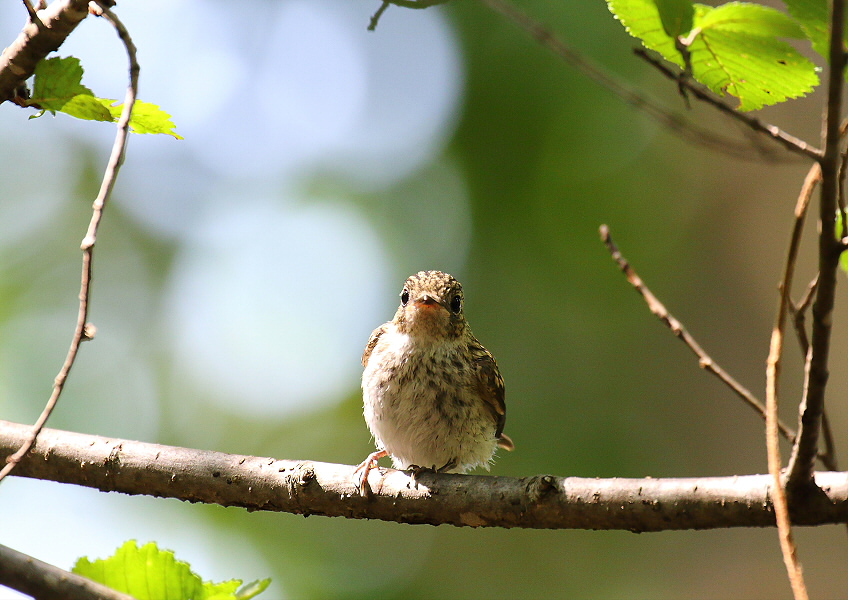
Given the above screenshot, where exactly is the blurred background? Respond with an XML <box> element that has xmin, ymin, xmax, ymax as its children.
<box><xmin>0</xmin><ymin>0</ymin><xmax>846</xmax><ymax>598</ymax></box>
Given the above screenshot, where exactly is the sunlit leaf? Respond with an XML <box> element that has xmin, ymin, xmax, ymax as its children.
<box><xmin>73</xmin><ymin>540</ymin><xmax>270</xmax><ymax>600</ymax></box>
<box><xmin>607</xmin><ymin>0</ymin><xmax>819</xmax><ymax>110</ymax></box>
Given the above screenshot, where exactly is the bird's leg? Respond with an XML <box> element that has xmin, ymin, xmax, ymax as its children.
<box><xmin>353</xmin><ymin>449</ymin><xmax>387</xmax><ymax>494</ymax></box>
<box><xmin>437</xmin><ymin>458</ymin><xmax>457</xmax><ymax>472</ymax></box>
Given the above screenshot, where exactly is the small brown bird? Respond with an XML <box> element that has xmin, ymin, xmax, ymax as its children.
<box><xmin>355</xmin><ymin>270</ymin><xmax>513</xmax><ymax>490</ymax></box>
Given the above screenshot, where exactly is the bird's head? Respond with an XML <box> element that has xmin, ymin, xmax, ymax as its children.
<box><xmin>392</xmin><ymin>270</ymin><xmax>466</xmax><ymax>339</ymax></box>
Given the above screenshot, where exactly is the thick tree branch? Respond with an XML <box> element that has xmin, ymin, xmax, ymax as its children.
<box><xmin>0</xmin><ymin>0</ymin><xmax>91</xmax><ymax>104</ymax></box>
<box><xmin>1</xmin><ymin>420</ymin><xmax>848</xmax><ymax>531</ymax></box>
<box><xmin>0</xmin><ymin>543</ymin><xmax>134</xmax><ymax>600</ymax></box>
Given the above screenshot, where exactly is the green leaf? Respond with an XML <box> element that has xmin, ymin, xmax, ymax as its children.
<box><xmin>655</xmin><ymin>0</ymin><xmax>694</xmax><ymax>37</ymax></box>
<box><xmin>27</xmin><ymin>55</ymin><xmax>182</xmax><ymax>137</ymax></box>
<box><xmin>784</xmin><ymin>0</ymin><xmax>830</xmax><ymax>58</ymax></box>
<box><xmin>73</xmin><ymin>540</ymin><xmax>270</xmax><ymax>600</ymax></box>
<box><xmin>99</xmin><ymin>98</ymin><xmax>184</xmax><ymax>139</ymax></box>
<box><xmin>698</xmin><ymin>2</ymin><xmax>805</xmax><ymax>37</ymax></box>
<box><xmin>607</xmin><ymin>0</ymin><xmax>819</xmax><ymax>110</ymax></box>
<box><xmin>30</xmin><ymin>56</ymin><xmax>95</xmax><ymax>113</ymax></box>
<box><xmin>59</xmin><ymin>94</ymin><xmax>114</xmax><ymax>122</ymax></box>
<box><xmin>836</xmin><ymin>211</ymin><xmax>848</xmax><ymax>276</ymax></box>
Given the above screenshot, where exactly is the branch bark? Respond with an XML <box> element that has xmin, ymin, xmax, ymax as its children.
<box><xmin>2</xmin><ymin>420</ymin><xmax>848</xmax><ymax>531</ymax></box>
<box><xmin>0</xmin><ymin>543</ymin><xmax>134</xmax><ymax>600</ymax></box>
<box><xmin>787</xmin><ymin>0</ymin><xmax>847</xmax><ymax>496</ymax></box>
<box><xmin>0</xmin><ymin>0</ymin><xmax>91</xmax><ymax>104</ymax></box>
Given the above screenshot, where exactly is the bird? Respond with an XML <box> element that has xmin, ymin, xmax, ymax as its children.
<box><xmin>355</xmin><ymin>270</ymin><xmax>513</xmax><ymax>491</ymax></box>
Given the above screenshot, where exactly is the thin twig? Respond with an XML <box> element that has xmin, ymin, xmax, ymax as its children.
<box><xmin>764</xmin><ymin>155</ymin><xmax>823</xmax><ymax>600</ymax></box>
<box><xmin>787</xmin><ymin>275</ymin><xmax>819</xmax><ymax>359</ymax></box>
<box><xmin>634</xmin><ymin>49</ymin><xmax>823</xmax><ymax>163</ymax></box>
<box><xmin>367</xmin><ymin>0</ymin><xmax>449</xmax><ymax>28</ymax></box>
<box><xmin>476</xmin><ymin>0</ymin><xmax>799</xmax><ymax>162</ymax></box>
<box><xmin>368</xmin><ymin>1</ymin><xmax>390</xmax><ymax>30</ymax></box>
<box><xmin>0</xmin><ymin>2</ymin><xmax>138</xmax><ymax>485</ymax></box>
<box><xmin>598</xmin><ymin>225</ymin><xmax>797</xmax><ymax>441</ymax></box>
<box><xmin>20</xmin><ymin>0</ymin><xmax>43</xmax><ymax>27</ymax></box>
<box><xmin>787</xmin><ymin>0</ymin><xmax>846</xmax><ymax>496</ymax></box>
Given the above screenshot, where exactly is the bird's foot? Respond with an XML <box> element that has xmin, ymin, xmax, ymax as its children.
<box><xmin>437</xmin><ymin>458</ymin><xmax>457</xmax><ymax>473</ymax></box>
<box><xmin>353</xmin><ymin>449</ymin><xmax>387</xmax><ymax>496</ymax></box>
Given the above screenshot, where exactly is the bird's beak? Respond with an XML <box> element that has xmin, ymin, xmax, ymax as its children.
<box><xmin>413</xmin><ymin>294</ymin><xmax>446</xmax><ymax>312</ymax></box>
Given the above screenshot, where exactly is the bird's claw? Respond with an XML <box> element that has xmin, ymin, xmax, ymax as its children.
<box><xmin>353</xmin><ymin>449</ymin><xmax>387</xmax><ymax>496</ymax></box>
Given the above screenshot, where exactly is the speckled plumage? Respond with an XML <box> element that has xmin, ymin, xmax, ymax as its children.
<box><xmin>356</xmin><ymin>271</ymin><xmax>513</xmax><ymax>487</ymax></box>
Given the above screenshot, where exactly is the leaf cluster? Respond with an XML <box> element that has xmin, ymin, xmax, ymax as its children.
<box><xmin>608</xmin><ymin>0</ymin><xmax>831</xmax><ymax>111</ymax></box>
<box><xmin>26</xmin><ymin>56</ymin><xmax>181</xmax><ymax>138</ymax></box>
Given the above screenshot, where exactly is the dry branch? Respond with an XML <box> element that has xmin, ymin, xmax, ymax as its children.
<box><xmin>0</xmin><ymin>1</ymin><xmax>137</xmax><ymax>486</ymax></box>
<box><xmin>1</xmin><ymin>420</ymin><xmax>848</xmax><ymax>531</ymax></box>
<box><xmin>0</xmin><ymin>543</ymin><xmax>134</xmax><ymax>600</ymax></box>
<box><xmin>0</xmin><ymin>0</ymin><xmax>91</xmax><ymax>103</ymax></box>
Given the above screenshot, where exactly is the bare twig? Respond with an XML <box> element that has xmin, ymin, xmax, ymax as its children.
<box><xmin>634</xmin><ymin>49</ymin><xmax>823</xmax><ymax>163</ymax></box>
<box><xmin>20</xmin><ymin>0</ymin><xmax>43</xmax><ymax>28</ymax></box>
<box><xmin>787</xmin><ymin>275</ymin><xmax>819</xmax><ymax>358</ymax></box>
<box><xmin>368</xmin><ymin>1</ymin><xmax>390</xmax><ymax>30</ymax></box>
<box><xmin>0</xmin><ymin>2</ymin><xmax>138</xmax><ymax>485</ymax></box>
<box><xmin>367</xmin><ymin>0</ymin><xmax>449</xmax><ymax>30</ymax></box>
<box><xmin>787</xmin><ymin>0</ymin><xmax>846</xmax><ymax>496</ymax></box>
<box><xmin>599</xmin><ymin>225</ymin><xmax>797</xmax><ymax>441</ymax></box>
<box><xmin>0</xmin><ymin>0</ymin><xmax>91</xmax><ymax>103</ymax></box>
<box><xmin>2</xmin><ymin>420</ymin><xmax>848</xmax><ymax>531</ymax></box>
<box><xmin>475</xmin><ymin>0</ymin><xmax>798</xmax><ymax>162</ymax></box>
<box><xmin>0</xmin><ymin>543</ymin><xmax>134</xmax><ymax>600</ymax></box>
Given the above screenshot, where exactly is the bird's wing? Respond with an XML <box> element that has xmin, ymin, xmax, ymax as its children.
<box><xmin>362</xmin><ymin>323</ymin><xmax>388</xmax><ymax>367</ymax></box>
<box><xmin>469</xmin><ymin>337</ymin><xmax>511</xmax><ymax>447</ymax></box>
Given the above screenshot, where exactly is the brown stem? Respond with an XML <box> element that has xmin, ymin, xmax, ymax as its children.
<box><xmin>599</xmin><ymin>225</ymin><xmax>797</xmax><ymax>441</ymax></box>
<box><xmin>0</xmin><ymin>1</ymin><xmax>138</xmax><ymax>485</ymax></box>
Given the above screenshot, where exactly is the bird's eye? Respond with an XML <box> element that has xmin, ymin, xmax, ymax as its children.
<box><xmin>400</xmin><ymin>289</ymin><xmax>410</xmax><ymax>306</ymax></box>
<box><xmin>450</xmin><ymin>294</ymin><xmax>462</xmax><ymax>313</ymax></box>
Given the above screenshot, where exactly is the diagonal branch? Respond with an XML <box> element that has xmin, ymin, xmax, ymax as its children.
<box><xmin>634</xmin><ymin>49</ymin><xmax>823</xmax><ymax>162</ymax></box>
<box><xmin>478</xmin><ymin>0</ymin><xmax>801</xmax><ymax>162</ymax></box>
<box><xmin>0</xmin><ymin>543</ymin><xmax>134</xmax><ymax>600</ymax></box>
<box><xmin>0</xmin><ymin>2</ymin><xmax>138</xmax><ymax>485</ymax></box>
<box><xmin>599</xmin><ymin>225</ymin><xmax>797</xmax><ymax>441</ymax></box>
<box><xmin>1</xmin><ymin>420</ymin><xmax>848</xmax><ymax>531</ymax></box>
<box><xmin>0</xmin><ymin>0</ymin><xmax>91</xmax><ymax>104</ymax></box>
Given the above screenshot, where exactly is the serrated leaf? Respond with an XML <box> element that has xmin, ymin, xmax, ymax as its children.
<box><xmin>607</xmin><ymin>0</ymin><xmax>819</xmax><ymax>110</ymax></box>
<box><xmin>784</xmin><ymin>0</ymin><xmax>830</xmax><ymax>58</ymax></box>
<box><xmin>74</xmin><ymin>541</ymin><xmax>205</xmax><ymax>600</ymax></box>
<box><xmin>691</xmin><ymin>3</ymin><xmax>818</xmax><ymax>110</ymax></box>
<box><xmin>30</xmin><ymin>56</ymin><xmax>94</xmax><ymax>113</ymax></box>
<box><xmin>698</xmin><ymin>2</ymin><xmax>805</xmax><ymax>37</ymax></box>
<box><xmin>655</xmin><ymin>0</ymin><xmax>694</xmax><ymax>37</ymax></box>
<box><xmin>609</xmin><ymin>0</ymin><xmax>681</xmax><ymax>66</ymax></box>
<box><xmin>101</xmin><ymin>99</ymin><xmax>183</xmax><ymax>139</ymax></box>
<box><xmin>28</xmin><ymin>55</ymin><xmax>182</xmax><ymax>137</ymax></box>
<box><xmin>73</xmin><ymin>540</ymin><xmax>269</xmax><ymax>600</ymax></box>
